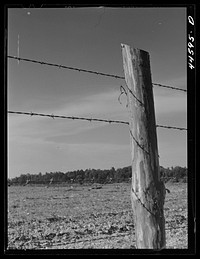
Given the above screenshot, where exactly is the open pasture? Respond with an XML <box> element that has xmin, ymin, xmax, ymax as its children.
<box><xmin>7</xmin><ymin>182</ymin><xmax>187</xmax><ymax>249</ymax></box>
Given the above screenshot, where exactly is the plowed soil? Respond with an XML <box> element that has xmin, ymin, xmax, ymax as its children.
<box><xmin>7</xmin><ymin>182</ymin><xmax>187</xmax><ymax>249</ymax></box>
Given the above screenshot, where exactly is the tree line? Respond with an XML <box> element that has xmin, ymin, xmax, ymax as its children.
<box><xmin>8</xmin><ymin>165</ymin><xmax>187</xmax><ymax>186</ymax></box>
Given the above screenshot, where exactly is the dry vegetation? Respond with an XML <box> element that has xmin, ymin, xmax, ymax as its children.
<box><xmin>7</xmin><ymin>182</ymin><xmax>187</xmax><ymax>249</ymax></box>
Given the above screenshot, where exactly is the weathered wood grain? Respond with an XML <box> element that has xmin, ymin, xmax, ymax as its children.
<box><xmin>121</xmin><ymin>43</ymin><xmax>166</xmax><ymax>249</ymax></box>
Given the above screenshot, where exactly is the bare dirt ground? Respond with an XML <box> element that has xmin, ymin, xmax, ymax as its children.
<box><xmin>7</xmin><ymin>182</ymin><xmax>187</xmax><ymax>249</ymax></box>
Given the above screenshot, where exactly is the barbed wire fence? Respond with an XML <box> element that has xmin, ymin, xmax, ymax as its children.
<box><xmin>7</xmin><ymin>55</ymin><xmax>187</xmax><ymax>132</ymax></box>
<box><xmin>7</xmin><ymin>54</ymin><xmax>187</xmax><ymax>246</ymax></box>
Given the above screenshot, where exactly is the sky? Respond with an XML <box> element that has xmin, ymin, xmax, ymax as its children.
<box><xmin>7</xmin><ymin>7</ymin><xmax>187</xmax><ymax>178</ymax></box>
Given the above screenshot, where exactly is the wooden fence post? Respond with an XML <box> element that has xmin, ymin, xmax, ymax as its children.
<box><xmin>121</xmin><ymin>44</ymin><xmax>166</xmax><ymax>249</ymax></box>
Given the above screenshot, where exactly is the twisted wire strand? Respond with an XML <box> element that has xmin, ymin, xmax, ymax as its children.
<box><xmin>8</xmin><ymin>111</ymin><xmax>129</xmax><ymax>125</ymax></box>
<box><xmin>8</xmin><ymin>111</ymin><xmax>187</xmax><ymax>131</ymax></box>
<box><xmin>7</xmin><ymin>55</ymin><xmax>187</xmax><ymax>92</ymax></box>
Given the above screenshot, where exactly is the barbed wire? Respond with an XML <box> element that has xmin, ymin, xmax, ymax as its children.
<box><xmin>7</xmin><ymin>55</ymin><xmax>124</xmax><ymax>80</ymax></box>
<box><xmin>118</xmin><ymin>85</ymin><xmax>188</xmax><ymax>131</ymax></box>
<box><xmin>122</xmin><ymin>83</ymin><xmax>145</xmax><ymax>107</ymax></box>
<box><xmin>156</xmin><ymin>124</ymin><xmax>187</xmax><ymax>131</ymax></box>
<box><xmin>129</xmin><ymin>129</ymin><xmax>151</xmax><ymax>156</ymax></box>
<box><xmin>152</xmin><ymin>83</ymin><xmax>187</xmax><ymax>93</ymax></box>
<box><xmin>7</xmin><ymin>55</ymin><xmax>187</xmax><ymax>93</ymax></box>
<box><xmin>8</xmin><ymin>111</ymin><xmax>187</xmax><ymax>131</ymax></box>
<box><xmin>131</xmin><ymin>185</ymin><xmax>157</xmax><ymax>218</ymax></box>
<box><xmin>8</xmin><ymin>111</ymin><xmax>129</xmax><ymax>125</ymax></box>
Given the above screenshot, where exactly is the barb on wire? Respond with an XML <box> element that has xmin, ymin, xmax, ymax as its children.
<box><xmin>50</xmin><ymin>113</ymin><xmax>55</xmax><ymax>119</ymax></box>
<box><xmin>7</xmin><ymin>55</ymin><xmax>187</xmax><ymax>93</ymax></box>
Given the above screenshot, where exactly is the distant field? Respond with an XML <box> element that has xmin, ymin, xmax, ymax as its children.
<box><xmin>7</xmin><ymin>182</ymin><xmax>187</xmax><ymax>249</ymax></box>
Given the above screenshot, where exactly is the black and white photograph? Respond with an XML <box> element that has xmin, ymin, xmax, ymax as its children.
<box><xmin>5</xmin><ymin>4</ymin><xmax>195</xmax><ymax>254</ymax></box>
